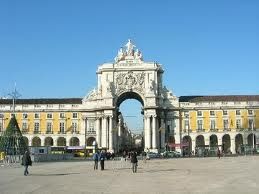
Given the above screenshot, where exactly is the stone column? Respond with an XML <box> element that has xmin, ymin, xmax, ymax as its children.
<box><xmin>101</xmin><ymin>116</ymin><xmax>107</xmax><ymax>148</ymax></box>
<box><xmin>95</xmin><ymin>117</ymin><xmax>101</xmax><ymax>148</ymax></box>
<box><xmin>109</xmin><ymin>116</ymin><xmax>113</xmax><ymax>151</ymax></box>
<box><xmin>145</xmin><ymin>116</ymin><xmax>151</xmax><ymax>150</ymax></box>
<box><xmin>230</xmin><ymin>137</ymin><xmax>236</xmax><ymax>154</ymax></box>
<box><xmin>205</xmin><ymin>137</ymin><xmax>210</xmax><ymax>146</ymax></box>
<box><xmin>160</xmin><ymin>118</ymin><xmax>165</xmax><ymax>149</ymax></box>
<box><xmin>192</xmin><ymin>139</ymin><xmax>196</xmax><ymax>154</ymax></box>
<box><xmin>66</xmin><ymin>139</ymin><xmax>70</xmax><ymax>147</ymax></box>
<box><xmin>152</xmin><ymin>115</ymin><xmax>157</xmax><ymax>149</ymax></box>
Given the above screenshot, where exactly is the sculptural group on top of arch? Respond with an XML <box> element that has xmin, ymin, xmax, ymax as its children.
<box><xmin>114</xmin><ymin>39</ymin><xmax>143</xmax><ymax>63</ymax></box>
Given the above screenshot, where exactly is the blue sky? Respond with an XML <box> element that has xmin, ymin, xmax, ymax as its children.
<box><xmin>0</xmin><ymin>0</ymin><xmax>258</xmax><ymax>133</ymax></box>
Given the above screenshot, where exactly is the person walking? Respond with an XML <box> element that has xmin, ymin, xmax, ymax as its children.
<box><xmin>99</xmin><ymin>150</ymin><xmax>106</xmax><ymax>170</ymax></box>
<box><xmin>21</xmin><ymin>150</ymin><xmax>32</xmax><ymax>176</ymax></box>
<box><xmin>93</xmin><ymin>151</ymin><xmax>99</xmax><ymax>170</ymax></box>
<box><xmin>217</xmin><ymin>147</ymin><xmax>221</xmax><ymax>159</ymax></box>
<box><xmin>131</xmin><ymin>151</ymin><xmax>138</xmax><ymax>173</ymax></box>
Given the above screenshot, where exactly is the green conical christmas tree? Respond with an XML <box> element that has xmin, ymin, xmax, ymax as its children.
<box><xmin>0</xmin><ymin>116</ymin><xmax>28</xmax><ymax>155</ymax></box>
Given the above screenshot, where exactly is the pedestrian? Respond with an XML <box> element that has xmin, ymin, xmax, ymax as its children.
<box><xmin>142</xmin><ymin>151</ymin><xmax>147</xmax><ymax>163</ymax></box>
<box><xmin>93</xmin><ymin>151</ymin><xmax>99</xmax><ymax>170</ymax></box>
<box><xmin>99</xmin><ymin>150</ymin><xmax>106</xmax><ymax>170</ymax></box>
<box><xmin>131</xmin><ymin>151</ymin><xmax>138</xmax><ymax>173</ymax></box>
<box><xmin>217</xmin><ymin>147</ymin><xmax>221</xmax><ymax>159</ymax></box>
<box><xmin>21</xmin><ymin>150</ymin><xmax>32</xmax><ymax>176</ymax></box>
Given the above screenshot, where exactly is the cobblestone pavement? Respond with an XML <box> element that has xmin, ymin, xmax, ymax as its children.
<box><xmin>0</xmin><ymin>156</ymin><xmax>258</xmax><ymax>194</ymax></box>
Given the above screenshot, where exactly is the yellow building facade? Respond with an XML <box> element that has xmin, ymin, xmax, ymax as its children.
<box><xmin>179</xmin><ymin>96</ymin><xmax>259</xmax><ymax>154</ymax></box>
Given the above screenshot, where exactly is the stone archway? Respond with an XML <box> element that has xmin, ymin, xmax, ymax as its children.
<box><xmin>57</xmin><ymin>137</ymin><xmax>66</xmax><ymax>146</ymax></box>
<box><xmin>82</xmin><ymin>40</ymin><xmax>178</xmax><ymax>153</ymax></box>
<box><xmin>182</xmin><ymin>135</ymin><xmax>192</xmax><ymax>156</ymax></box>
<box><xmin>87</xmin><ymin>137</ymin><xmax>96</xmax><ymax>146</ymax></box>
<box><xmin>209</xmin><ymin>134</ymin><xmax>218</xmax><ymax>147</ymax></box>
<box><xmin>23</xmin><ymin>136</ymin><xmax>29</xmax><ymax>146</ymax></box>
<box><xmin>196</xmin><ymin>135</ymin><xmax>205</xmax><ymax>147</ymax></box>
<box><xmin>45</xmin><ymin>137</ymin><xmax>53</xmax><ymax>146</ymax></box>
<box><xmin>235</xmin><ymin>134</ymin><xmax>243</xmax><ymax>154</ymax></box>
<box><xmin>32</xmin><ymin>137</ymin><xmax>41</xmax><ymax>146</ymax></box>
<box><xmin>222</xmin><ymin>134</ymin><xmax>231</xmax><ymax>153</ymax></box>
<box><xmin>70</xmin><ymin>137</ymin><xmax>80</xmax><ymax>146</ymax></box>
<box><xmin>247</xmin><ymin>133</ymin><xmax>256</xmax><ymax>147</ymax></box>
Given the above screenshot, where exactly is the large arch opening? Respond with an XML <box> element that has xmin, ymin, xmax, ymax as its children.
<box><xmin>70</xmin><ymin>137</ymin><xmax>80</xmax><ymax>146</ymax></box>
<box><xmin>247</xmin><ymin>133</ymin><xmax>256</xmax><ymax>147</ymax></box>
<box><xmin>23</xmin><ymin>136</ymin><xmax>29</xmax><ymax>147</ymax></box>
<box><xmin>235</xmin><ymin>134</ymin><xmax>243</xmax><ymax>154</ymax></box>
<box><xmin>116</xmin><ymin>92</ymin><xmax>144</xmax><ymax>153</ymax></box>
<box><xmin>57</xmin><ymin>137</ymin><xmax>66</xmax><ymax>146</ymax></box>
<box><xmin>32</xmin><ymin>137</ymin><xmax>41</xmax><ymax>147</ymax></box>
<box><xmin>182</xmin><ymin>135</ymin><xmax>192</xmax><ymax>156</ymax></box>
<box><xmin>87</xmin><ymin>137</ymin><xmax>96</xmax><ymax>146</ymax></box>
<box><xmin>222</xmin><ymin>134</ymin><xmax>231</xmax><ymax>154</ymax></box>
<box><xmin>45</xmin><ymin>137</ymin><xmax>53</xmax><ymax>146</ymax></box>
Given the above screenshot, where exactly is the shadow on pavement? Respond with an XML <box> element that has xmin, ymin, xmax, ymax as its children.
<box><xmin>30</xmin><ymin>172</ymin><xmax>80</xmax><ymax>176</ymax></box>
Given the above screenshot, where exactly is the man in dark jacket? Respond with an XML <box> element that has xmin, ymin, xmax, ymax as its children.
<box><xmin>99</xmin><ymin>150</ymin><xmax>106</xmax><ymax>170</ymax></box>
<box><xmin>93</xmin><ymin>151</ymin><xmax>99</xmax><ymax>170</ymax></box>
<box><xmin>22</xmin><ymin>150</ymin><xmax>32</xmax><ymax>176</ymax></box>
<box><xmin>131</xmin><ymin>151</ymin><xmax>138</xmax><ymax>173</ymax></box>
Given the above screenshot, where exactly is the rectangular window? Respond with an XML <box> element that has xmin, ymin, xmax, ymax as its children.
<box><xmin>236</xmin><ymin>119</ymin><xmax>241</xmax><ymax>129</ymax></box>
<box><xmin>47</xmin><ymin>122</ymin><xmax>52</xmax><ymax>132</ymax></box>
<box><xmin>236</xmin><ymin>110</ymin><xmax>241</xmax><ymax>116</ymax></box>
<box><xmin>72</xmin><ymin>113</ymin><xmax>78</xmax><ymax>119</ymax></box>
<box><xmin>184</xmin><ymin>120</ymin><xmax>189</xmax><ymax>130</ymax></box>
<box><xmin>223</xmin><ymin>110</ymin><xmax>228</xmax><ymax>116</ymax></box>
<box><xmin>197</xmin><ymin>120</ymin><xmax>203</xmax><ymax>130</ymax></box>
<box><xmin>248</xmin><ymin>110</ymin><xmax>253</xmax><ymax>115</ymax></box>
<box><xmin>184</xmin><ymin>111</ymin><xmax>189</xmax><ymax>117</ymax></box>
<box><xmin>89</xmin><ymin>121</ymin><xmax>94</xmax><ymax>132</ymax></box>
<box><xmin>210</xmin><ymin>111</ymin><xmax>215</xmax><ymax>116</ymax></box>
<box><xmin>197</xmin><ymin>111</ymin><xmax>202</xmax><ymax>117</ymax></box>
<box><xmin>34</xmin><ymin>113</ymin><xmax>40</xmax><ymax>119</ymax></box>
<box><xmin>223</xmin><ymin>119</ymin><xmax>228</xmax><ymax>130</ymax></box>
<box><xmin>23</xmin><ymin>113</ymin><xmax>28</xmax><ymax>119</ymax></box>
<box><xmin>72</xmin><ymin>122</ymin><xmax>77</xmax><ymax>132</ymax></box>
<box><xmin>34</xmin><ymin>122</ymin><xmax>40</xmax><ymax>132</ymax></box>
<box><xmin>59</xmin><ymin>122</ymin><xmax>65</xmax><ymax>133</ymax></box>
<box><xmin>22</xmin><ymin>122</ymin><xmax>28</xmax><ymax>131</ymax></box>
<box><xmin>59</xmin><ymin>113</ymin><xmax>65</xmax><ymax>118</ymax></box>
<box><xmin>248</xmin><ymin>119</ymin><xmax>254</xmax><ymax>129</ymax></box>
<box><xmin>47</xmin><ymin>113</ymin><xmax>53</xmax><ymax>119</ymax></box>
<box><xmin>210</xmin><ymin>120</ymin><xmax>216</xmax><ymax>129</ymax></box>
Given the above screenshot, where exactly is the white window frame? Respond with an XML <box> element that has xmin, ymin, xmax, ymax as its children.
<box><xmin>47</xmin><ymin>113</ymin><xmax>53</xmax><ymax>119</ymax></box>
<box><xmin>72</xmin><ymin>112</ymin><xmax>78</xmax><ymax>119</ymax></box>
<box><xmin>34</xmin><ymin>122</ymin><xmax>40</xmax><ymax>132</ymax></box>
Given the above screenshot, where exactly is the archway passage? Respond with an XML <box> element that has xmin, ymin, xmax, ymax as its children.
<box><xmin>182</xmin><ymin>135</ymin><xmax>192</xmax><ymax>156</ymax></box>
<box><xmin>70</xmin><ymin>137</ymin><xmax>80</xmax><ymax>146</ymax></box>
<box><xmin>222</xmin><ymin>134</ymin><xmax>231</xmax><ymax>153</ymax></box>
<box><xmin>209</xmin><ymin>135</ymin><xmax>218</xmax><ymax>147</ymax></box>
<box><xmin>23</xmin><ymin>136</ymin><xmax>29</xmax><ymax>146</ymax></box>
<box><xmin>116</xmin><ymin>93</ymin><xmax>144</xmax><ymax>153</ymax></box>
<box><xmin>87</xmin><ymin>137</ymin><xmax>96</xmax><ymax>146</ymax></box>
<box><xmin>247</xmin><ymin>133</ymin><xmax>256</xmax><ymax>147</ymax></box>
<box><xmin>57</xmin><ymin>137</ymin><xmax>66</xmax><ymax>146</ymax></box>
<box><xmin>196</xmin><ymin>135</ymin><xmax>205</xmax><ymax>147</ymax></box>
<box><xmin>45</xmin><ymin>137</ymin><xmax>53</xmax><ymax>146</ymax></box>
<box><xmin>235</xmin><ymin>134</ymin><xmax>243</xmax><ymax>154</ymax></box>
<box><xmin>32</xmin><ymin>137</ymin><xmax>41</xmax><ymax>146</ymax></box>
<box><xmin>116</xmin><ymin>92</ymin><xmax>144</xmax><ymax>107</ymax></box>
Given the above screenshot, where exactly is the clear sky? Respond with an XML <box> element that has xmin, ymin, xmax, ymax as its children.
<box><xmin>0</xmin><ymin>0</ymin><xmax>258</xmax><ymax>133</ymax></box>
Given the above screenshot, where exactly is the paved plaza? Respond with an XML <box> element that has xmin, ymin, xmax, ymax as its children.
<box><xmin>0</xmin><ymin>156</ymin><xmax>259</xmax><ymax>194</ymax></box>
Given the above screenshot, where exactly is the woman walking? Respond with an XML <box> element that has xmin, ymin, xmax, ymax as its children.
<box><xmin>22</xmin><ymin>150</ymin><xmax>32</xmax><ymax>176</ymax></box>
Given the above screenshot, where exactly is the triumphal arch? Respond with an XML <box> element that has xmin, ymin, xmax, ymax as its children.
<box><xmin>82</xmin><ymin>40</ymin><xmax>179</xmax><ymax>152</ymax></box>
